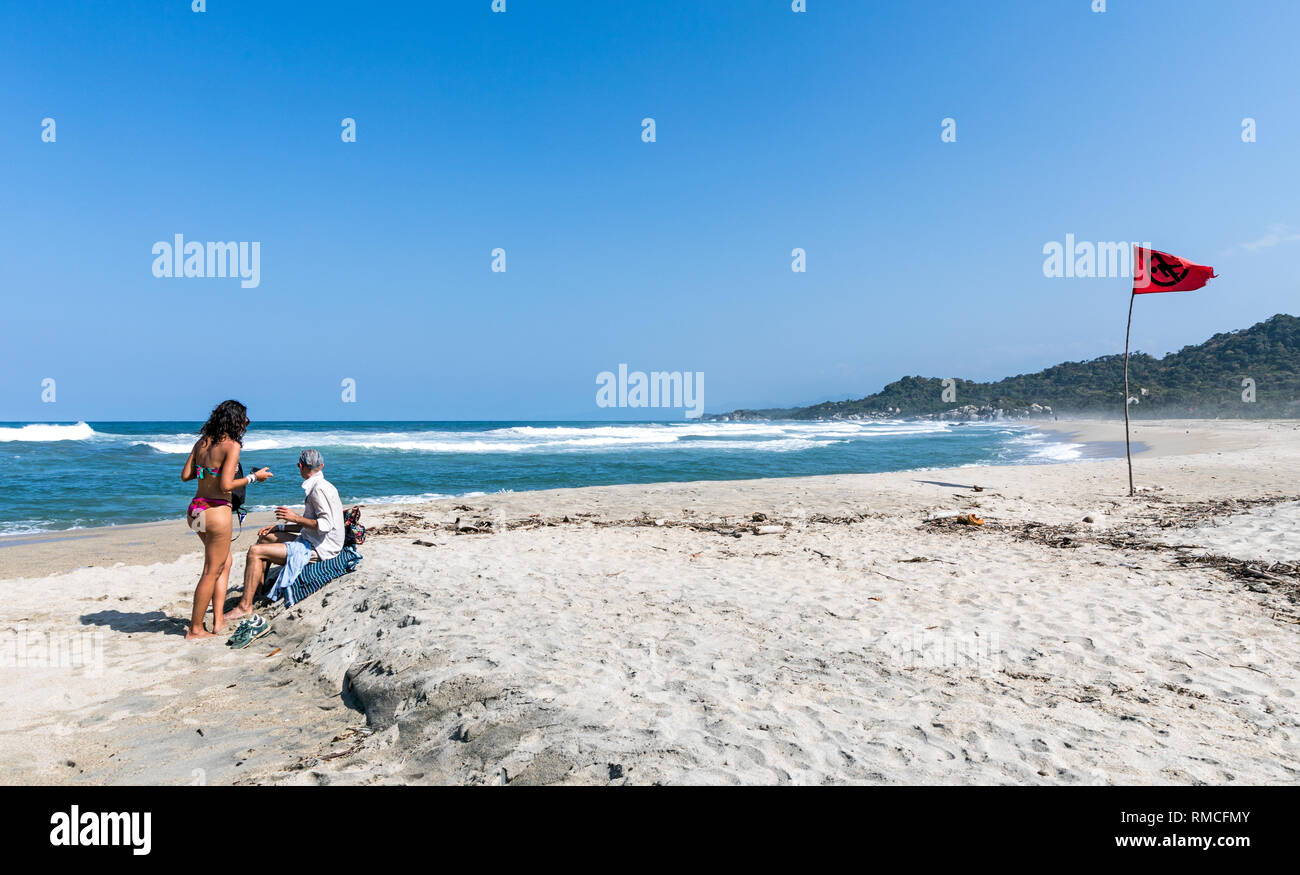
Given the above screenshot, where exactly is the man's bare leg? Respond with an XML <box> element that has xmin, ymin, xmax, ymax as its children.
<box><xmin>227</xmin><ymin>541</ymin><xmax>288</xmax><ymax>621</ymax></box>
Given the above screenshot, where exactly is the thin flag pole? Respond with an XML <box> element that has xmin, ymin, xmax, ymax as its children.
<box><xmin>1123</xmin><ymin>290</ymin><xmax>1136</xmax><ymax>496</ymax></box>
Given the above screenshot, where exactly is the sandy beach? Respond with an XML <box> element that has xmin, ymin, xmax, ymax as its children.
<box><xmin>2</xmin><ymin>418</ymin><xmax>1298</xmax><ymax>785</ymax></box>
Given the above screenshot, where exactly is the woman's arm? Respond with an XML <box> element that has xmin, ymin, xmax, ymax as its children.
<box><xmin>181</xmin><ymin>442</ymin><xmax>198</xmax><ymax>482</ymax></box>
<box><xmin>217</xmin><ymin>440</ymin><xmax>273</xmax><ymax>493</ymax></box>
<box><xmin>218</xmin><ymin>442</ymin><xmax>246</xmax><ymax>493</ymax></box>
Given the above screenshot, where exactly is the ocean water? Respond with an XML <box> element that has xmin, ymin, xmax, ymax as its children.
<box><xmin>0</xmin><ymin>420</ymin><xmax>1086</xmax><ymax>536</ymax></box>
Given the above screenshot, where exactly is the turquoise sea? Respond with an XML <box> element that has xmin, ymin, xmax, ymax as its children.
<box><xmin>0</xmin><ymin>420</ymin><xmax>1090</xmax><ymax>536</ymax></box>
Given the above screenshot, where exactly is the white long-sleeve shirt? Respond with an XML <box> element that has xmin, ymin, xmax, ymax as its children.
<box><xmin>297</xmin><ymin>471</ymin><xmax>344</xmax><ymax>560</ymax></box>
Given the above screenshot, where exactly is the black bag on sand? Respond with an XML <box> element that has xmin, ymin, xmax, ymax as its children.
<box><xmin>231</xmin><ymin>462</ymin><xmax>247</xmax><ymax>517</ymax></box>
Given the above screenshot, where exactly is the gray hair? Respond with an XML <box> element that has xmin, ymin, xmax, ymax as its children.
<box><xmin>298</xmin><ymin>448</ymin><xmax>324</xmax><ymax>471</ymax></box>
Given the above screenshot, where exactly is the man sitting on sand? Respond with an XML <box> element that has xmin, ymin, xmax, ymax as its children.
<box><xmin>227</xmin><ymin>449</ymin><xmax>344</xmax><ymax>621</ymax></box>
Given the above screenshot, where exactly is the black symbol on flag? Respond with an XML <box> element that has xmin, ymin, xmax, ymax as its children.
<box><xmin>1148</xmin><ymin>252</ymin><xmax>1190</xmax><ymax>287</ymax></box>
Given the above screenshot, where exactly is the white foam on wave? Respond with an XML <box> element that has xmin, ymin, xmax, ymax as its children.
<box><xmin>503</xmin><ymin>421</ymin><xmax>952</xmax><ymax>440</ymax></box>
<box><xmin>0</xmin><ymin>422</ymin><xmax>96</xmax><ymax>442</ymax></box>
<box><xmin>242</xmin><ymin>490</ymin><xmax>491</xmax><ymax>514</ymax></box>
<box><xmin>134</xmin><ymin>440</ymin><xmax>194</xmax><ymax>453</ymax></box>
<box><xmin>689</xmin><ymin>437</ymin><xmax>846</xmax><ymax>452</ymax></box>
<box><xmin>125</xmin><ymin>420</ymin><xmax>922</xmax><ymax>455</ymax></box>
<box><xmin>0</xmin><ymin>522</ymin><xmax>57</xmax><ymax>537</ymax></box>
<box><xmin>352</xmin><ymin>490</ymin><xmax>490</xmax><ymax>506</ymax></box>
<box><xmin>1005</xmin><ymin>432</ymin><xmax>1084</xmax><ymax>462</ymax></box>
<box><xmin>132</xmin><ymin>436</ymin><xmax>286</xmax><ymax>454</ymax></box>
<box><xmin>354</xmin><ymin>439</ymin><xmax>534</xmax><ymax>453</ymax></box>
<box><xmin>351</xmin><ymin>435</ymin><xmax>844</xmax><ymax>453</ymax></box>
<box><xmin>0</xmin><ymin>520</ymin><xmax>90</xmax><ymax>537</ymax></box>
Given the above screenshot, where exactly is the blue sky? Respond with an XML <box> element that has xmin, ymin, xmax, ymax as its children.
<box><xmin>2</xmin><ymin>0</ymin><xmax>1297</xmax><ymax>421</ymax></box>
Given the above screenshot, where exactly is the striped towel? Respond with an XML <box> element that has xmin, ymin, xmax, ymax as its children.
<box><xmin>272</xmin><ymin>546</ymin><xmax>363</xmax><ymax>608</ymax></box>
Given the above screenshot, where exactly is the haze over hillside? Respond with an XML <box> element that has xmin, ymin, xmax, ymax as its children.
<box><xmin>711</xmin><ymin>315</ymin><xmax>1300</xmax><ymax>421</ymax></box>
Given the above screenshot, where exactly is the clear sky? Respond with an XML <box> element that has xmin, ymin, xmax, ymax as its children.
<box><xmin>2</xmin><ymin>0</ymin><xmax>1297</xmax><ymax>421</ymax></box>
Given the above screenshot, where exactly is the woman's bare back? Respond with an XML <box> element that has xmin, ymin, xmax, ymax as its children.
<box><xmin>192</xmin><ymin>436</ymin><xmax>237</xmax><ymax>500</ymax></box>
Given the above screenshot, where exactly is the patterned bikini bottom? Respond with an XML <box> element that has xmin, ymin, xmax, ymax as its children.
<box><xmin>187</xmin><ymin>497</ymin><xmax>231</xmax><ymax>528</ymax></box>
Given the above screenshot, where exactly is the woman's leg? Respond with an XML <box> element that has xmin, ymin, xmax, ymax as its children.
<box><xmin>212</xmin><ymin>550</ymin><xmax>234</xmax><ymax>634</ymax></box>
<box><xmin>187</xmin><ymin>507</ymin><xmax>232</xmax><ymax>640</ymax></box>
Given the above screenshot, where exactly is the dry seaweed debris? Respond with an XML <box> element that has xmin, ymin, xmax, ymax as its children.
<box><xmin>373</xmin><ymin>507</ymin><xmax>885</xmax><ymax>539</ymax></box>
<box><xmin>922</xmin><ymin>515</ymin><xmax>1003</xmax><ymax>534</ymax></box>
<box><xmin>367</xmin><ymin>509</ymin><xmax>437</xmax><ymax>537</ymax></box>
<box><xmin>919</xmin><ymin>497</ymin><xmax>1300</xmax><ymax>607</ymax></box>
<box><xmin>1126</xmin><ymin>495</ymin><xmax>1299</xmax><ymax>528</ymax></box>
<box><xmin>1003</xmin><ymin>521</ymin><xmax>1300</xmax><ymax>604</ymax></box>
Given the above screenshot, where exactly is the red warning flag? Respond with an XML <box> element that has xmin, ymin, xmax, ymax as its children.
<box><xmin>1132</xmin><ymin>247</ymin><xmax>1217</xmax><ymax>294</ymax></box>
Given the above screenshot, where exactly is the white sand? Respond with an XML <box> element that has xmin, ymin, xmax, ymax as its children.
<box><xmin>1158</xmin><ymin>501</ymin><xmax>1300</xmax><ymax>565</ymax></box>
<box><xmin>2</xmin><ymin>418</ymin><xmax>1298</xmax><ymax>785</ymax></box>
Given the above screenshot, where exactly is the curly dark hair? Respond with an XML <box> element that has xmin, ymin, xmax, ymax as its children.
<box><xmin>199</xmin><ymin>399</ymin><xmax>249</xmax><ymax>445</ymax></box>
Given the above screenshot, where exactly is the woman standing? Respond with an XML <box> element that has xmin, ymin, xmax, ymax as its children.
<box><xmin>181</xmin><ymin>400</ymin><xmax>272</xmax><ymax>640</ymax></box>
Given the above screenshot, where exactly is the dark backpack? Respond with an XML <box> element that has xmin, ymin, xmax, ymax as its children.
<box><xmin>231</xmin><ymin>462</ymin><xmax>247</xmax><ymax>517</ymax></box>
